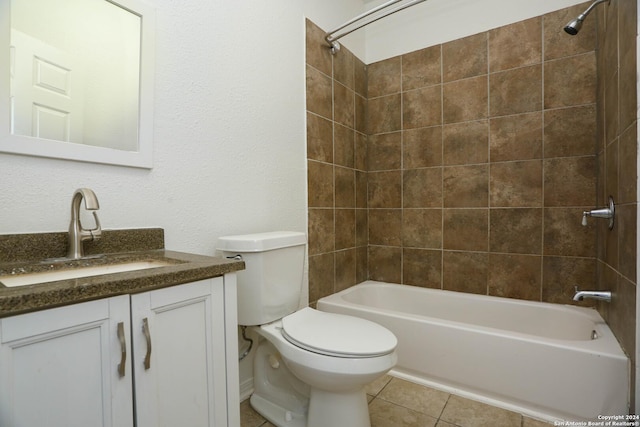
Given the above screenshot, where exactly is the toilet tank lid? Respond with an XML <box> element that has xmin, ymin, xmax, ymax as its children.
<box><xmin>216</xmin><ymin>231</ymin><xmax>306</xmax><ymax>252</ymax></box>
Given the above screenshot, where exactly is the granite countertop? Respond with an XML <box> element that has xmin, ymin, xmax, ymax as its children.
<box><xmin>0</xmin><ymin>229</ymin><xmax>245</xmax><ymax>318</ymax></box>
<box><xmin>0</xmin><ymin>250</ymin><xmax>244</xmax><ymax>318</ymax></box>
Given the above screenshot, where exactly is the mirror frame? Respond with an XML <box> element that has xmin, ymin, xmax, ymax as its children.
<box><xmin>0</xmin><ymin>0</ymin><xmax>155</xmax><ymax>169</ymax></box>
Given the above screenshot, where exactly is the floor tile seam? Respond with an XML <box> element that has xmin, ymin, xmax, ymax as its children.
<box><xmin>436</xmin><ymin>419</ymin><xmax>465</xmax><ymax>427</ymax></box>
<box><xmin>372</xmin><ymin>394</ymin><xmax>444</xmax><ymax>423</ymax></box>
<box><xmin>372</xmin><ymin>375</ymin><xmax>394</xmax><ymax>397</ymax></box>
<box><xmin>437</xmin><ymin>394</ymin><xmax>527</xmax><ymax>427</ymax></box>
<box><xmin>373</xmin><ymin>390</ymin><xmax>453</xmax><ymax>421</ymax></box>
<box><xmin>435</xmin><ymin>392</ymin><xmax>455</xmax><ymax>424</ymax></box>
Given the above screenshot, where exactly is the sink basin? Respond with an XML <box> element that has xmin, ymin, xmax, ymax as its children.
<box><xmin>0</xmin><ymin>260</ymin><xmax>173</xmax><ymax>287</ymax></box>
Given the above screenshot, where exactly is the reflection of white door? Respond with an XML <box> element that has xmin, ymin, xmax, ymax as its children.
<box><xmin>10</xmin><ymin>29</ymin><xmax>84</xmax><ymax>143</ymax></box>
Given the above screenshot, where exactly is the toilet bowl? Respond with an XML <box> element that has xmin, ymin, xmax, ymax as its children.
<box><xmin>216</xmin><ymin>231</ymin><xmax>397</xmax><ymax>427</ymax></box>
<box><xmin>252</xmin><ymin>308</ymin><xmax>397</xmax><ymax>427</ymax></box>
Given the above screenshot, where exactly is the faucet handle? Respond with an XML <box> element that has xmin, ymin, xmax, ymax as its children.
<box><xmin>79</xmin><ymin>188</ymin><xmax>100</xmax><ymax>210</ymax></box>
<box><xmin>88</xmin><ymin>212</ymin><xmax>102</xmax><ymax>240</ymax></box>
<box><xmin>581</xmin><ymin>196</ymin><xmax>615</xmax><ymax>229</ymax></box>
<box><xmin>81</xmin><ymin>211</ymin><xmax>102</xmax><ymax>240</ymax></box>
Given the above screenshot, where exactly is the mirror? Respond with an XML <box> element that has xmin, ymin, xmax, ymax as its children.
<box><xmin>0</xmin><ymin>0</ymin><xmax>155</xmax><ymax>168</ymax></box>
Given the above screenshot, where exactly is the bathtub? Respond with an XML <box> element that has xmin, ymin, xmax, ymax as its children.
<box><xmin>317</xmin><ymin>281</ymin><xmax>629</xmax><ymax>422</ymax></box>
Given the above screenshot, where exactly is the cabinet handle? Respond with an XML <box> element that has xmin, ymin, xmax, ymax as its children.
<box><xmin>142</xmin><ymin>317</ymin><xmax>152</xmax><ymax>370</ymax></box>
<box><xmin>117</xmin><ymin>322</ymin><xmax>126</xmax><ymax>377</ymax></box>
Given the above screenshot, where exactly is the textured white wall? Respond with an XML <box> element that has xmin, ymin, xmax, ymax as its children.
<box><xmin>356</xmin><ymin>0</ymin><xmax>587</xmax><ymax>63</ymax></box>
<box><xmin>0</xmin><ymin>0</ymin><xmax>358</xmax><ymax>254</ymax></box>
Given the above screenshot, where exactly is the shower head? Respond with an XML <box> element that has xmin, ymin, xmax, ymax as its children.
<box><xmin>564</xmin><ymin>0</ymin><xmax>609</xmax><ymax>35</ymax></box>
<box><xmin>564</xmin><ymin>15</ymin><xmax>585</xmax><ymax>35</ymax></box>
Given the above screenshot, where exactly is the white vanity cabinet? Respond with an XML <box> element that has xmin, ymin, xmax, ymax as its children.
<box><xmin>0</xmin><ymin>294</ymin><xmax>134</xmax><ymax>427</ymax></box>
<box><xmin>131</xmin><ymin>277</ymin><xmax>238</xmax><ymax>427</ymax></box>
<box><xmin>0</xmin><ymin>275</ymin><xmax>240</xmax><ymax>427</ymax></box>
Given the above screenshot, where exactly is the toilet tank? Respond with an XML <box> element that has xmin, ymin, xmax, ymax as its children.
<box><xmin>216</xmin><ymin>231</ymin><xmax>306</xmax><ymax>326</ymax></box>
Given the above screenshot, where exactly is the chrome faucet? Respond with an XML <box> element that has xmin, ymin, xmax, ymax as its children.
<box><xmin>67</xmin><ymin>188</ymin><xmax>102</xmax><ymax>259</ymax></box>
<box><xmin>573</xmin><ymin>286</ymin><xmax>611</xmax><ymax>303</ymax></box>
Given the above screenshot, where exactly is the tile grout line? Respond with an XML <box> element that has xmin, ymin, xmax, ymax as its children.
<box><xmin>436</xmin><ymin>393</ymin><xmax>453</xmax><ymax>425</ymax></box>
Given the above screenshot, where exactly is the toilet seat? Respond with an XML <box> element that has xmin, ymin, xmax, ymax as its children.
<box><xmin>281</xmin><ymin>307</ymin><xmax>397</xmax><ymax>358</ymax></box>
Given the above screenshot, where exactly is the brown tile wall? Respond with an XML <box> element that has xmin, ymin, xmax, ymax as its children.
<box><xmin>306</xmin><ymin>19</ymin><xmax>369</xmax><ymax>303</ymax></box>
<box><xmin>307</xmin><ymin>2</ymin><xmax>637</xmax><ymax>384</ymax></box>
<box><xmin>364</xmin><ymin>3</ymin><xmax>601</xmax><ymax>305</ymax></box>
<box><xmin>595</xmin><ymin>0</ymin><xmax>638</xmax><ymax>404</ymax></box>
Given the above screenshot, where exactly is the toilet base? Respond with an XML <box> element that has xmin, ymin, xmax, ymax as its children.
<box><xmin>253</xmin><ymin>385</ymin><xmax>371</xmax><ymax>427</ymax></box>
<box><xmin>250</xmin><ymin>394</ymin><xmax>307</xmax><ymax>427</ymax></box>
<box><xmin>307</xmin><ymin>387</ymin><xmax>370</xmax><ymax>427</ymax></box>
<box><xmin>251</xmin><ymin>340</ymin><xmax>310</xmax><ymax>427</ymax></box>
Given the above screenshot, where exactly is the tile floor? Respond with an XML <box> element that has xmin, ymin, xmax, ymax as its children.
<box><xmin>240</xmin><ymin>375</ymin><xmax>554</xmax><ymax>427</ymax></box>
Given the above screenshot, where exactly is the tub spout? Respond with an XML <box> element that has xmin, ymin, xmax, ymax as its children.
<box><xmin>573</xmin><ymin>288</ymin><xmax>611</xmax><ymax>303</ymax></box>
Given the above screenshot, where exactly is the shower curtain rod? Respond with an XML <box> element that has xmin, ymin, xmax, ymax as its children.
<box><xmin>324</xmin><ymin>0</ymin><xmax>428</xmax><ymax>54</ymax></box>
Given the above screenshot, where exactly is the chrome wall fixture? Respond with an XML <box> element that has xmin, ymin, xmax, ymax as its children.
<box><xmin>324</xmin><ymin>0</ymin><xmax>428</xmax><ymax>54</ymax></box>
<box><xmin>563</xmin><ymin>0</ymin><xmax>609</xmax><ymax>35</ymax></box>
<box><xmin>582</xmin><ymin>196</ymin><xmax>615</xmax><ymax>229</ymax></box>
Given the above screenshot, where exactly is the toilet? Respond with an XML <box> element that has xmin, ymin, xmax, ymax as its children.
<box><xmin>217</xmin><ymin>231</ymin><xmax>397</xmax><ymax>427</ymax></box>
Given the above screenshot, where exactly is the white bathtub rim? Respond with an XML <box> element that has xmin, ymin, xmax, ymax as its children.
<box><xmin>323</xmin><ymin>281</ymin><xmax>626</xmax><ymax>359</ymax></box>
<box><xmin>332</xmin><ymin>300</ymin><xmax>623</xmax><ymax>359</ymax></box>
<box><xmin>347</xmin><ymin>281</ymin><xmax>604</xmax><ymax>319</ymax></box>
<box><xmin>346</xmin><ymin>281</ymin><xmax>606</xmax><ymax>324</ymax></box>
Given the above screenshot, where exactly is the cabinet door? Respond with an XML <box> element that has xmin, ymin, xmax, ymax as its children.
<box><xmin>0</xmin><ymin>295</ymin><xmax>134</xmax><ymax>427</ymax></box>
<box><xmin>131</xmin><ymin>278</ymin><xmax>228</xmax><ymax>427</ymax></box>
